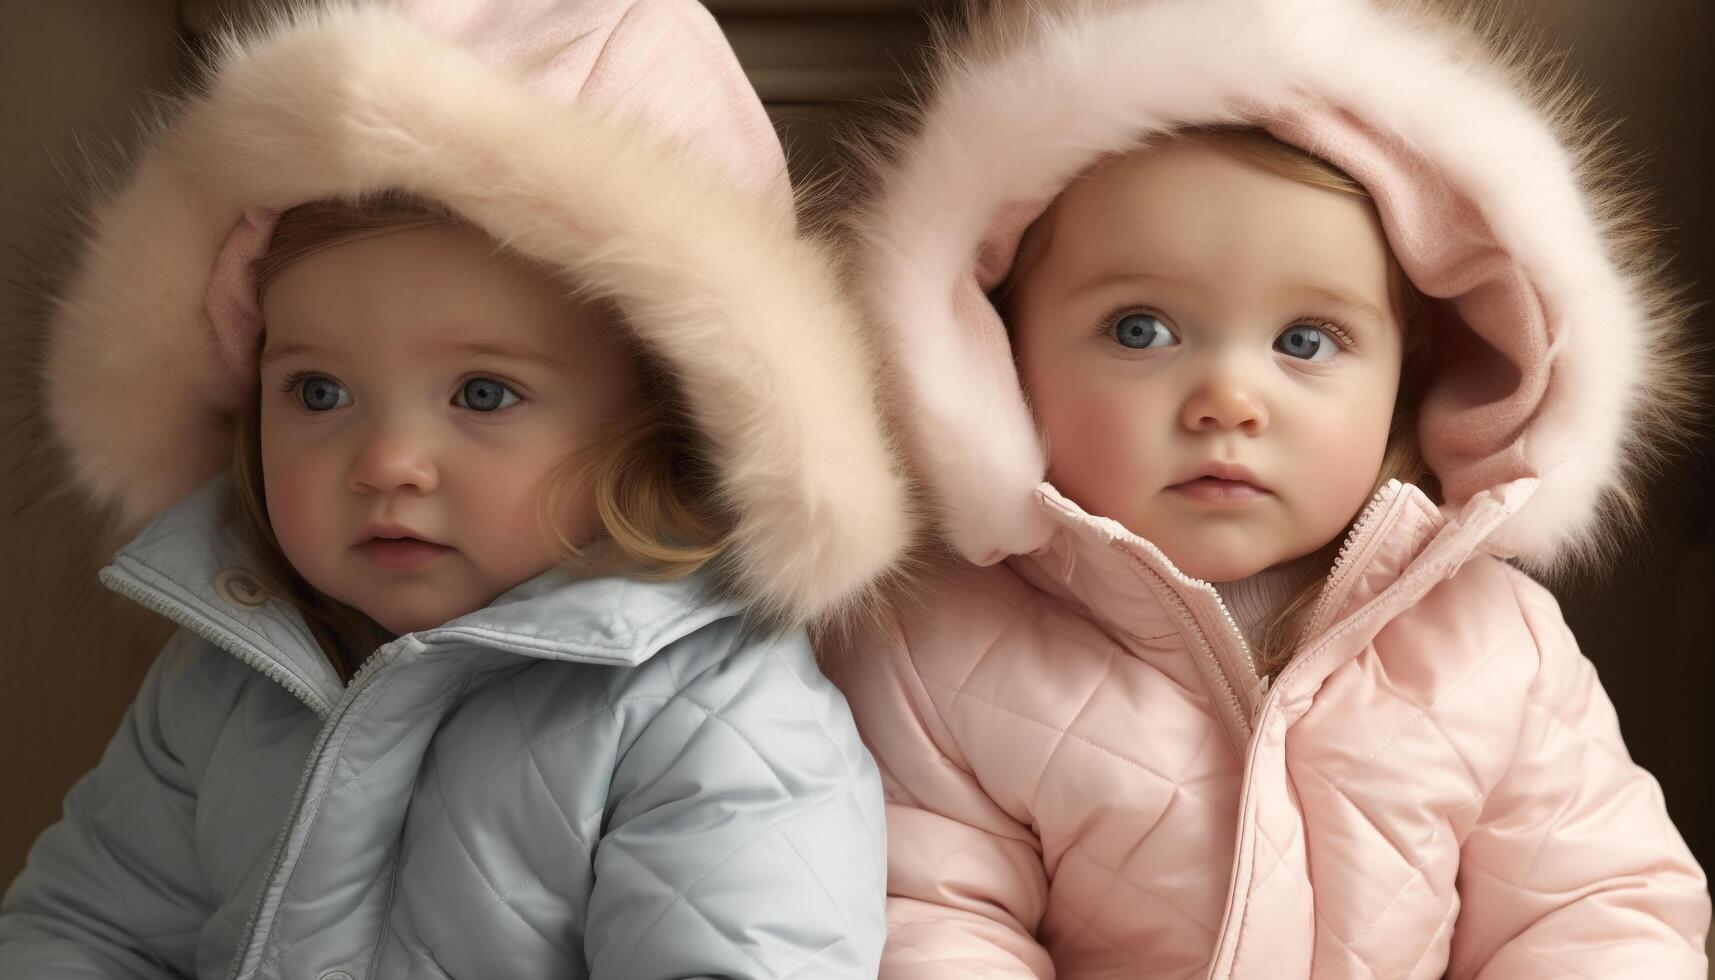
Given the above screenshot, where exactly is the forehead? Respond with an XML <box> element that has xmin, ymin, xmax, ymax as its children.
<box><xmin>1027</xmin><ymin>141</ymin><xmax>1396</xmax><ymax>306</ymax></box>
<box><xmin>258</xmin><ymin>223</ymin><xmax>595</xmax><ymax>355</ymax></box>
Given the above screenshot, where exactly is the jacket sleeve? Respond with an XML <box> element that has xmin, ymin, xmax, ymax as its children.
<box><xmin>0</xmin><ymin>630</ymin><xmax>220</xmax><ymax>979</ymax></box>
<box><xmin>583</xmin><ymin>630</ymin><xmax>887</xmax><ymax>979</ymax></box>
<box><xmin>1446</xmin><ymin>570</ymin><xmax>1711</xmax><ymax>979</ymax></box>
<box><xmin>832</xmin><ymin>610</ymin><xmax>1055</xmax><ymax>979</ymax></box>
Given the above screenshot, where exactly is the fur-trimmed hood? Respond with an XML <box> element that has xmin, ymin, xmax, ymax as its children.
<box><xmin>43</xmin><ymin>0</ymin><xmax>910</xmax><ymax>623</ymax></box>
<box><xmin>852</xmin><ymin>0</ymin><xmax>1694</xmax><ymax>573</ymax></box>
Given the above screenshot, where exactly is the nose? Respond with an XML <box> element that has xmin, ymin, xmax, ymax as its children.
<box><xmin>347</xmin><ymin>417</ymin><xmax>438</xmax><ymax>495</ymax></box>
<box><xmin>1181</xmin><ymin>364</ymin><xmax>1269</xmax><ymax>435</ymax></box>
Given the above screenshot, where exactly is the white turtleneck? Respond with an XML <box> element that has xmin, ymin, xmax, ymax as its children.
<box><xmin>1213</xmin><ymin>553</ymin><xmax>1326</xmax><ymax>645</ymax></box>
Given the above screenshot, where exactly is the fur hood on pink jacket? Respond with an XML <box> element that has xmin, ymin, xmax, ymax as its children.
<box><xmin>852</xmin><ymin>0</ymin><xmax>1697</xmax><ymax>575</ymax></box>
<box><xmin>833</xmin><ymin>0</ymin><xmax>1709</xmax><ymax>976</ymax></box>
<box><xmin>40</xmin><ymin>0</ymin><xmax>909</xmax><ymax>624</ymax></box>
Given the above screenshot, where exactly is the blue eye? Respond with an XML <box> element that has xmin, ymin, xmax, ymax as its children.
<box><xmin>455</xmin><ymin>377</ymin><xmax>520</xmax><ymax>412</ymax></box>
<box><xmin>298</xmin><ymin>375</ymin><xmax>350</xmax><ymax>412</ymax></box>
<box><xmin>1275</xmin><ymin>324</ymin><xmax>1337</xmax><ymax>362</ymax></box>
<box><xmin>1112</xmin><ymin>312</ymin><xmax>1176</xmax><ymax>350</ymax></box>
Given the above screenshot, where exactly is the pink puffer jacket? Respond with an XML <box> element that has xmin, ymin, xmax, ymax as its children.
<box><xmin>841</xmin><ymin>478</ymin><xmax>1708</xmax><ymax>977</ymax></box>
<box><xmin>833</xmin><ymin>0</ymin><xmax>1711</xmax><ymax>976</ymax></box>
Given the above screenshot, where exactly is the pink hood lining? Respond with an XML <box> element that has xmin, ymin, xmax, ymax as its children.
<box><xmin>203</xmin><ymin>0</ymin><xmax>790</xmax><ymax>395</ymax></box>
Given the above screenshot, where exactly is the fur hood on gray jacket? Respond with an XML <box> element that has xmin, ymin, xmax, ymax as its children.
<box><xmin>41</xmin><ymin>0</ymin><xmax>909</xmax><ymax>624</ymax></box>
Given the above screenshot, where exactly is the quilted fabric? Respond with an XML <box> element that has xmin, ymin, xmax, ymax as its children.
<box><xmin>835</xmin><ymin>480</ymin><xmax>1710</xmax><ymax>978</ymax></box>
<box><xmin>0</xmin><ymin>479</ymin><xmax>887</xmax><ymax>979</ymax></box>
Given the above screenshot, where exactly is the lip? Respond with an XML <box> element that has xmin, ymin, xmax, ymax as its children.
<box><xmin>353</xmin><ymin>523</ymin><xmax>452</xmax><ymax>571</ymax></box>
<box><xmin>357</xmin><ymin>522</ymin><xmax>442</xmax><ymax>544</ymax></box>
<box><xmin>1167</xmin><ymin>461</ymin><xmax>1271</xmax><ymax>506</ymax></box>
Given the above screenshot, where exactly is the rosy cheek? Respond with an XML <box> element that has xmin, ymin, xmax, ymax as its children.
<box><xmin>468</xmin><ymin>454</ymin><xmax>574</xmax><ymax>573</ymax></box>
<box><xmin>260</xmin><ymin>436</ymin><xmax>330</xmax><ymax>573</ymax></box>
<box><xmin>264</xmin><ymin>471</ymin><xmax>312</xmax><ymax>549</ymax></box>
<box><xmin>1038</xmin><ymin>385</ymin><xmax>1153</xmax><ymax>516</ymax></box>
<box><xmin>1295</xmin><ymin>411</ymin><xmax>1392</xmax><ymax>510</ymax></box>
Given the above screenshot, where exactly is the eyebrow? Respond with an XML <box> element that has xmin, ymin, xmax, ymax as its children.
<box><xmin>257</xmin><ymin>340</ymin><xmax>564</xmax><ymax>368</ymax></box>
<box><xmin>440</xmin><ymin>341</ymin><xmax>564</xmax><ymax>367</ymax></box>
<box><xmin>258</xmin><ymin>342</ymin><xmax>325</xmax><ymax>368</ymax></box>
<box><xmin>1293</xmin><ymin>285</ymin><xmax>1387</xmax><ymax>327</ymax></box>
<box><xmin>1065</xmin><ymin>272</ymin><xmax>1388</xmax><ymax>325</ymax></box>
<box><xmin>1064</xmin><ymin>270</ymin><xmax>1181</xmax><ymax>301</ymax></box>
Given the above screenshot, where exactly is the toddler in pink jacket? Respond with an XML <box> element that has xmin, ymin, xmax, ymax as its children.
<box><xmin>832</xmin><ymin>0</ymin><xmax>1712</xmax><ymax>976</ymax></box>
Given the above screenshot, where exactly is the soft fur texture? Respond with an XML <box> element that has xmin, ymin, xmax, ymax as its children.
<box><xmin>44</xmin><ymin>1</ymin><xmax>910</xmax><ymax>623</ymax></box>
<box><xmin>849</xmin><ymin>0</ymin><xmax>1696</xmax><ymax>575</ymax></box>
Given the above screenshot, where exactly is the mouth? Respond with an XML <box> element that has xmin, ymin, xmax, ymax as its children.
<box><xmin>1167</xmin><ymin>463</ymin><xmax>1270</xmax><ymax>505</ymax></box>
<box><xmin>353</xmin><ymin>526</ymin><xmax>452</xmax><ymax>571</ymax></box>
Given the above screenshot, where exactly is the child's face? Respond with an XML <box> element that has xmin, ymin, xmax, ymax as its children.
<box><xmin>258</xmin><ymin>224</ymin><xmax>639</xmax><ymax>634</ymax></box>
<box><xmin>1010</xmin><ymin>143</ymin><xmax>1405</xmax><ymax>582</ymax></box>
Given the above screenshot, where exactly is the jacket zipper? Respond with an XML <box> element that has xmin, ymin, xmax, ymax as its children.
<box><xmin>1204</xmin><ymin>480</ymin><xmax>1408</xmax><ymax>978</ymax></box>
<box><xmin>1197</xmin><ymin>587</ymin><xmax>1263</xmax><ymax>731</ymax></box>
<box><xmin>1205</xmin><ymin>480</ymin><xmax>1530</xmax><ymax>979</ymax></box>
<box><xmin>1118</xmin><ymin>482</ymin><xmax>1411</xmax><ymax>766</ymax></box>
<box><xmin>1117</xmin><ymin>540</ymin><xmax>1261</xmax><ymax>743</ymax></box>
<box><xmin>1210</xmin><ymin>592</ymin><xmax>1263</xmax><ymax>694</ymax></box>
<box><xmin>224</xmin><ymin>641</ymin><xmax>398</xmax><ymax>980</ymax></box>
<box><xmin>96</xmin><ymin>564</ymin><xmax>389</xmax><ymax>980</ymax></box>
<box><xmin>1303</xmin><ymin>480</ymin><xmax>1405</xmax><ymax>642</ymax></box>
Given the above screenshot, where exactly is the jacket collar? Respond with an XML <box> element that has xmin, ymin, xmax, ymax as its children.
<box><xmin>1011</xmin><ymin>479</ymin><xmax>1535</xmax><ymax>666</ymax></box>
<box><xmin>1006</xmin><ymin>478</ymin><xmax>1533</xmax><ymax>747</ymax></box>
<box><xmin>99</xmin><ymin>476</ymin><xmax>741</xmax><ymax>716</ymax></box>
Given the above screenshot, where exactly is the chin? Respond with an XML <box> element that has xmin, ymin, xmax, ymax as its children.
<box><xmin>1157</xmin><ymin>535</ymin><xmax>1274</xmax><ymax>584</ymax></box>
<box><xmin>366</xmin><ymin>601</ymin><xmax>461</xmax><ymax>637</ymax></box>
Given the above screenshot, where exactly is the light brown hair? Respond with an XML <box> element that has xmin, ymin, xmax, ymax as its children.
<box><xmin>229</xmin><ymin>192</ymin><xmax>733</xmax><ymax>681</ymax></box>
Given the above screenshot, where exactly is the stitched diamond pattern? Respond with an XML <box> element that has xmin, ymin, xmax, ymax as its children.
<box><xmin>364</xmin><ymin>633</ymin><xmax>883</xmax><ymax>979</ymax></box>
<box><xmin>861</xmin><ymin>533</ymin><xmax>1712</xmax><ymax>980</ymax></box>
<box><xmin>911</xmin><ymin>584</ymin><xmax>1245</xmax><ymax>977</ymax></box>
<box><xmin>3</xmin><ymin>579</ymin><xmax>886</xmax><ymax>979</ymax></box>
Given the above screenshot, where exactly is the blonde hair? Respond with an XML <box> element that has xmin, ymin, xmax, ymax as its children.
<box><xmin>231</xmin><ymin>193</ymin><xmax>733</xmax><ymax>681</ymax></box>
<box><xmin>537</xmin><ymin>353</ymin><xmax>729</xmax><ymax>579</ymax></box>
<box><xmin>999</xmin><ymin>127</ymin><xmax>1435</xmax><ymax>677</ymax></box>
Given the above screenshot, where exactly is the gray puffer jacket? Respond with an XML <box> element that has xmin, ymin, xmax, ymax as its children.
<box><xmin>0</xmin><ymin>480</ymin><xmax>886</xmax><ymax>979</ymax></box>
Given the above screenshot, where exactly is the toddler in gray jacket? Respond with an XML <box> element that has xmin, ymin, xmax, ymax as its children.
<box><xmin>0</xmin><ymin>1</ymin><xmax>906</xmax><ymax>977</ymax></box>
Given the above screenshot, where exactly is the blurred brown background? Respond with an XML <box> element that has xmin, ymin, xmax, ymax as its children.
<box><xmin>3</xmin><ymin>0</ymin><xmax>1711</xmax><ymax>966</ymax></box>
